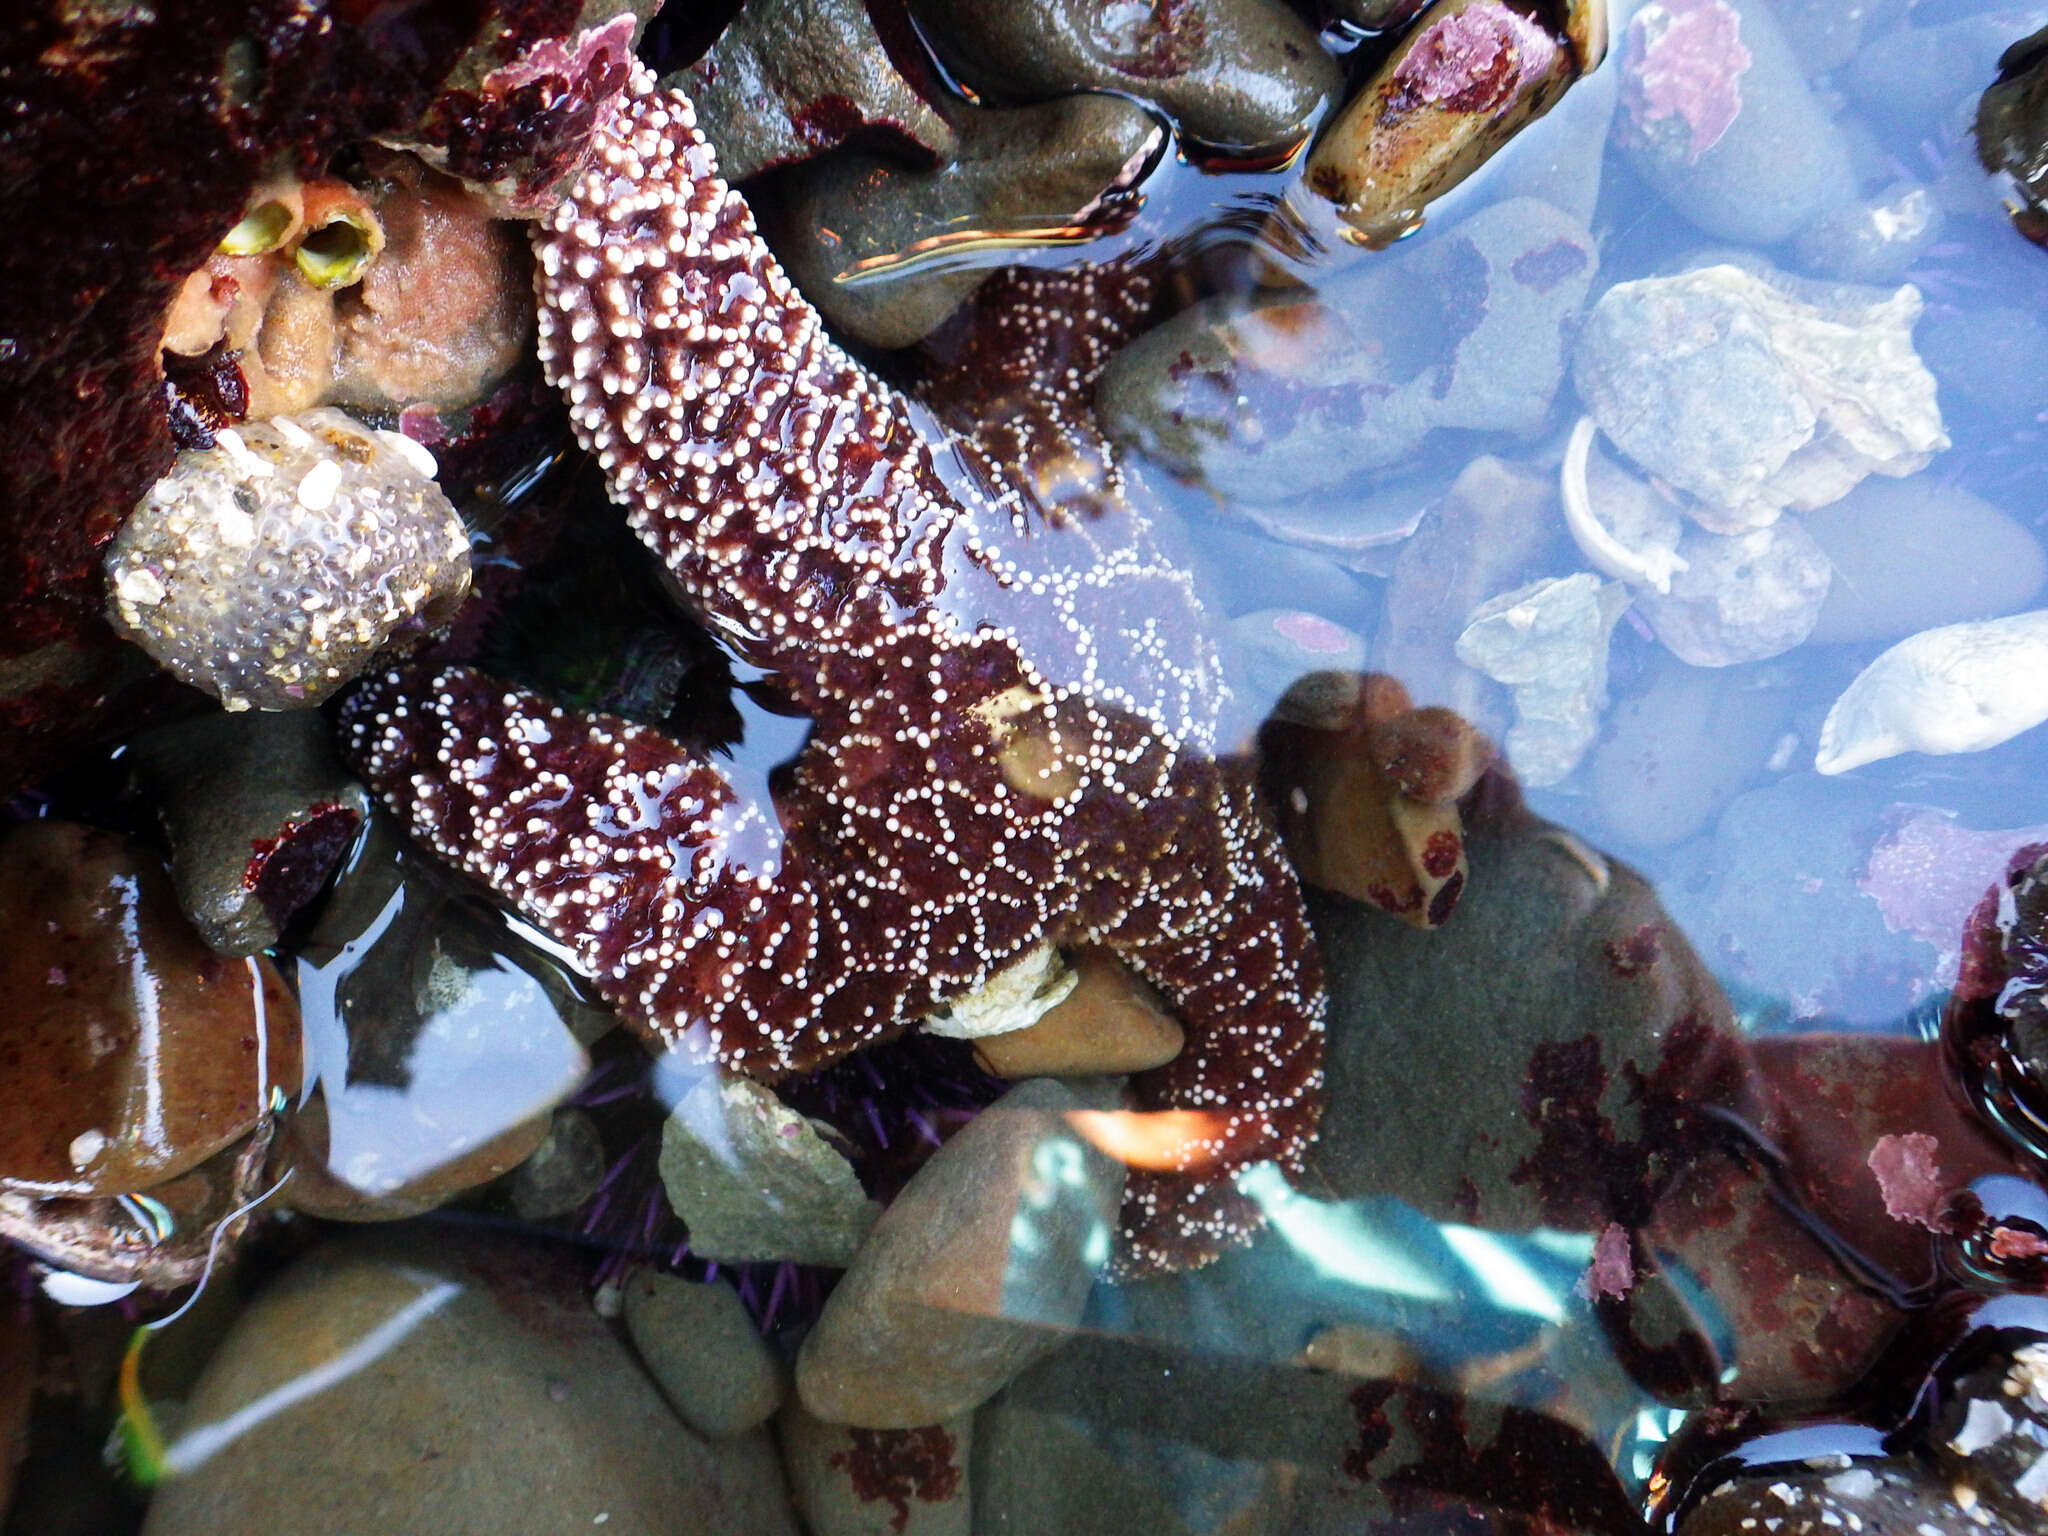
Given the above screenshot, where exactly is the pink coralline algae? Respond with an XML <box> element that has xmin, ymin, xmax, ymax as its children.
<box><xmin>1384</xmin><ymin>3</ymin><xmax>1560</xmax><ymax>121</ymax></box>
<box><xmin>340</xmin><ymin>67</ymin><xmax>1325</xmax><ymax>1277</ymax></box>
<box><xmin>1621</xmin><ymin>0</ymin><xmax>1752</xmax><ymax>162</ymax></box>
<box><xmin>1867</xmin><ymin>1132</ymin><xmax>1946</xmax><ymax>1229</ymax></box>
<box><xmin>1859</xmin><ymin>806</ymin><xmax>2048</xmax><ymax>990</ymax></box>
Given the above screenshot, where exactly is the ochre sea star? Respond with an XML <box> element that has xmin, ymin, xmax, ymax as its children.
<box><xmin>339</xmin><ymin>64</ymin><xmax>1324</xmax><ymax>1275</ymax></box>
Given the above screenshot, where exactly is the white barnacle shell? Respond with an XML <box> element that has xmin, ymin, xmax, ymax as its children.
<box><xmin>1815</xmin><ymin>609</ymin><xmax>2048</xmax><ymax>774</ymax></box>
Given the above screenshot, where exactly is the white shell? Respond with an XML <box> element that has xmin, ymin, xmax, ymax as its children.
<box><xmin>1814</xmin><ymin>609</ymin><xmax>2048</xmax><ymax>774</ymax></box>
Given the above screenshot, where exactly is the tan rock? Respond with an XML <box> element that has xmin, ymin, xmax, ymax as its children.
<box><xmin>779</xmin><ymin>1398</ymin><xmax>970</xmax><ymax>1536</ymax></box>
<box><xmin>796</xmin><ymin>1080</ymin><xmax>1123</xmax><ymax>1429</ymax></box>
<box><xmin>972</xmin><ymin>951</ymin><xmax>1183</xmax><ymax>1079</ymax></box>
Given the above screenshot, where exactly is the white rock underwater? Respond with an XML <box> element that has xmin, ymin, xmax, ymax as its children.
<box><xmin>1815</xmin><ymin>609</ymin><xmax>2048</xmax><ymax>774</ymax></box>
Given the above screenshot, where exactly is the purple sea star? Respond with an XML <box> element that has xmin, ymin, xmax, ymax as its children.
<box><xmin>339</xmin><ymin>64</ymin><xmax>1324</xmax><ymax>1276</ymax></box>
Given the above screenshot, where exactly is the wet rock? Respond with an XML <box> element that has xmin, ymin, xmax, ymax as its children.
<box><xmin>780</xmin><ymin>1401</ymin><xmax>972</xmax><ymax>1536</ymax></box>
<box><xmin>1101</xmin><ymin>198</ymin><xmax>1595</xmax><ymax>502</ymax></box>
<box><xmin>1815</xmin><ymin>609</ymin><xmax>2048</xmax><ymax>775</ymax></box>
<box><xmin>1676</xmin><ymin>1459</ymin><xmax>2025</xmax><ymax>1536</ymax></box>
<box><xmin>1980</xmin><ymin>26</ymin><xmax>2048</xmax><ymax>244</ymax></box>
<box><xmin>286</xmin><ymin>815</ymin><xmax>601</xmax><ymax>1220</ymax></box>
<box><xmin>658</xmin><ymin>1071</ymin><xmax>880</xmax><ymax>1268</ymax></box>
<box><xmin>1303</xmin><ymin>0</ymin><xmax>1578</xmax><ymax>246</ymax></box>
<box><xmin>1260</xmin><ymin>671</ymin><xmax>1492</xmax><ymax>925</ymax></box>
<box><xmin>1860</xmin><ymin>12</ymin><xmax>2041</xmax><ymax>140</ymax></box>
<box><xmin>1635</xmin><ymin>515</ymin><xmax>1832</xmax><ymax>666</ymax></box>
<box><xmin>0</xmin><ymin>1286</ymin><xmax>27</xmax><ymax>1523</ymax></box>
<box><xmin>971</xmin><ymin>1401</ymin><xmax>1194</xmax><ymax>1536</ymax></box>
<box><xmin>1772</xmin><ymin>0</ymin><xmax>1903</xmax><ymax>74</ymax></box>
<box><xmin>1227</xmin><ymin>486</ymin><xmax>1435</xmax><ymax>578</ymax></box>
<box><xmin>1614</xmin><ymin>0</ymin><xmax>1857</xmax><ymax>244</ymax></box>
<box><xmin>128</xmin><ymin>709</ymin><xmax>369</xmax><ymax>955</ymax></box>
<box><xmin>682</xmin><ymin>0</ymin><xmax>955</xmax><ymax>183</ymax></box>
<box><xmin>328</xmin><ymin>153</ymin><xmax>534</xmax><ymax>417</ymax></box>
<box><xmin>771</xmin><ymin>94</ymin><xmax>1164</xmax><ymax>349</ymax></box>
<box><xmin>796</xmin><ymin>1079</ymin><xmax>1124</xmax><ymax>1428</ymax></box>
<box><xmin>909</xmin><ymin>0</ymin><xmax>1340</xmax><ymax>152</ymax></box>
<box><xmin>1572</xmin><ymin>265</ymin><xmax>1948</xmax><ymax>532</ymax></box>
<box><xmin>972</xmin><ymin>950</ymin><xmax>1185</xmax><ymax>1079</ymax></box>
<box><xmin>506</xmin><ymin>1106</ymin><xmax>608</xmax><ymax>1220</ymax></box>
<box><xmin>0</xmin><ymin>821</ymin><xmax>299</xmax><ymax>1197</ymax></box>
<box><xmin>105</xmin><ymin>409</ymin><xmax>472</xmax><ymax>711</ymax></box>
<box><xmin>1587</xmin><ymin>655</ymin><xmax>1794</xmax><ymax>850</ymax></box>
<box><xmin>1455</xmin><ymin>572</ymin><xmax>1628</xmax><ymax>786</ymax></box>
<box><xmin>1803</xmin><ymin>477</ymin><xmax>2046</xmax><ymax>646</ymax></box>
<box><xmin>622</xmin><ymin>1269</ymin><xmax>786</xmax><ymax>1437</ymax></box>
<box><xmin>1306</xmin><ymin>793</ymin><xmax>1754</xmax><ymax>1233</ymax></box>
<box><xmin>1791</xmin><ymin>182</ymin><xmax>1944</xmax><ymax>285</ymax></box>
<box><xmin>1375</xmin><ymin>455</ymin><xmax>1560</xmax><ymax>723</ymax></box>
<box><xmin>1918</xmin><ymin>306</ymin><xmax>2048</xmax><ymax>424</ymax></box>
<box><xmin>141</xmin><ymin>1234</ymin><xmax>798</xmax><ymax>1536</ymax></box>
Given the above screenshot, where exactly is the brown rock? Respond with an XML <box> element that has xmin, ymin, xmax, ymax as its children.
<box><xmin>280</xmin><ymin>1094</ymin><xmax>551</xmax><ymax>1222</ymax></box>
<box><xmin>796</xmin><ymin>1080</ymin><xmax>1124</xmax><ymax>1429</ymax></box>
<box><xmin>972</xmin><ymin>951</ymin><xmax>1183</xmax><ymax>1079</ymax></box>
<box><xmin>0</xmin><ymin>821</ymin><xmax>300</xmax><ymax>1196</ymax></box>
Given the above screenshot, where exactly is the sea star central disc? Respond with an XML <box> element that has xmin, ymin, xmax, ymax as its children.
<box><xmin>339</xmin><ymin>64</ymin><xmax>1325</xmax><ymax>1275</ymax></box>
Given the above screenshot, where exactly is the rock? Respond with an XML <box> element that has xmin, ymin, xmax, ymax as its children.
<box><xmin>1815</xmin><ymin>609</ymin><xmax>2048</xmax><ymax>775</ymax></box>
<box><xmin>1586</xmin><ymin>655</ymin><xmax>1794</xmax><ymax>850</ymax></box>
<box><xmin>770</xmin><ymin>93</ymin><xmax>1163</xmax><ymax>349</ymax></box>
<box><xmin>682</xmin><ymin>0</ymin><xmax>954</xmax><ymax>183</ymax></box>
<box><xmin>128</xmin><ymin>708</ymin><xmax>370</xmax><ymax>955</ymax></box>
<box><xmin>1690</xmin><ymin>775</ymin><xmax>1938</xmax><ymax>1026</ymax></box>
<box><xmin>1771</xmin><ymin>0</ymin><xmax>1902</xmax><ymax>74</ymax></box>
<box><xmin>104</xmin><ymin>408</ymin><xmax>472</xmax><ymax>712</ymax></box>
<box><xmin>1302</xmin><ymin>0</ymin><xmax>1578</xmax><ymax>246</ymax></box>
<box><xmin>0</xmin><ymin>821</ymin><xmax>299</xmax><ymax>1197</ymax></box>
<box><xmin>1802</xmin><ymin>477</ymin><xmax>2046</xmax><ymax>646</ymax></box>
<box><xmin>1306</xmin><ymin>790</ymin><xmax>1756</xmax><ymax>1232</ymax></box>
<box><xmin>908</xmin><ymin>0</ymin><xmax>1340</xmax><ymax>152</ymax></box>
<box><xmin>1859</xmin><ymin>13</ymin><xmax>2041</xmax><ymax>140</ymax></box>
<box><xmin>622</xmin><ymin>1269</ymin><xmax>786</xmax><ymax>1437</ymax></box>
<box><xmin>972</xmin><ymin>950</ymin><xmax>1185</xmax><ymax>1078</ymax></box>
<box><xmin>1229</xmin><ymin>485</ymin><xmax>1436</xmax><ymax>576</ymax></box>
<box><xmin>1375</xmin><ymin>455</ymin><xmax>1561</xmax><ymax>724</ymax></box>
<box><xmin>657</xmin><ymin>1071</ymin><xmax>880</xmax><ymax>1268</ymax></box>
<box><xmin>971</xmin><ymin>1401</ymin><xmax>1194</xmax><ymax>1536</ymax></box>
<box><xmin>1572</xmin><ymin>265</ymin><xmax>1948</xmax><ymax>532</ymax></box>
<box><xmin>1918</xmin><ymin>306</ymin><xmax>2048</xmax><ymax>423</ymax></box>
<box><xmin>140</xmin><ymin>1235</ymin><xmax>799</xmax><ymax>1536</ymax></box>
<box><xmin>506</xmin><ymin>1106</ymin><xmax>608</xmax><ymax>1220</ymax></box>
<box><xmin>1634</xmin><ymin>515</ymin><xmax>1832</xmax><ymax>667</ymax></box>
<box><xmin>287</xmin><ymin>814</ymin><xmax>600</xmax><ymax>1220</ymax></box>
<box><xmin>1614</xmin><ymin>0</ymin><xmax>1857</xmax><ymax>245</ymax></box>
<box><xmin>1455</xmin><ymin>572</ymin><xmax>1628</xmax><ymax>787</ymax></box>
<box><xmin>0</xmin><ymin>1281</ymin><xmax>32</xmax><ymax>1523</ymax></box>
<box><xmin>796</xmin><ymin>1079</ymin><xmax>1124</xmax><ymax>1428</ymax></box>
<box><xmin>779</xmin><ymin>1401</ymin><xmax>972</xmax><ymax>1536</ymax></box>
<box><xmin>1791</xmin><ymin>182</ymin><xmax>1944</xmax><ymax>285</ymax></box>
<box><xmin>1100</xmin><ymin>198</ymin><xmax>1596</xmax><ymax>502</ymax></box>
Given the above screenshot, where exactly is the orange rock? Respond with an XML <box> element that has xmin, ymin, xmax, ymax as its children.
<box><xmin>973</xmin><ymin>950</ymin><xmax>1185</xmax><ymax>1079</ymax></box>
<box><xmin>0</xmin><ymin>821</ymin><xmax>300</xmax><ymax>1196</ymax></box>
